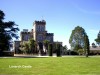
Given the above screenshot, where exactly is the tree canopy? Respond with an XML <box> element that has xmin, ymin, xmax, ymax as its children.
<box><xmin>28</xmin><ymin>38</ymin><xmax>36</xmax><ymax>53</ymax></box>
<box><xmin>43</xmin><ymin>40</ymin><xmax>50</xmax><ymax>51</ymax></box>
<box><xmin>0</xmin><ymin>10</ymin><xmax>19</xmax><ymax>51</ymax></box>
<box><xmin>69</xmin><ymin>26</ymin><xmax>90</xmax><ymax>55</ymax></box>
<box><xmin>95</xmin><ymin>31</ymin><xmax>100</xmax><ymax>46</ymax></box>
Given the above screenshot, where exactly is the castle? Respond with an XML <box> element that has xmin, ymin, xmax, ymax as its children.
<box><xmin>14</xmin><ymin>20</ymin><xmax>62</xmax><ymax>54</ymax></box>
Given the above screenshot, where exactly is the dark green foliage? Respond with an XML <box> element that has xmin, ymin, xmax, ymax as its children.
<box><xmin>38</xmin><ymin>42</ymin><xmax>44</xmax><ymax>55</ymax></box>
<box><xmin>29</xmin><ymin>38</ymin><xmax>36</xmax><ymax>54</ymax></box>
<box><xmin>2</xmin><ymin>51</ymin><xmax>14</xmax><ymax>56</ymax></box>
<box><xmin>69</xmin><ymin>26</ymin><xmax>90</xmax><ymax>56</ymax></box>
<box><xmin>48</xmin><ymin>43</ymin><xmax>53</xmax><ymax>56</ymax></box>
<box><xmin>92</xmin><ymin>43</ymin><xmax>97</xmax><ymax>48</ymax></box>
<box><xmin>84</xmin><ymin>35</ymin><xmax>90</xmax><ymax>57</ymax></box>
<box><xmin>78</xmin><ymin>49</ymin><xmax>84</xmax><ymax>55</ymax></box>
<box><xmin>19</xmin><ymin>42</ymin><xmax>29</xmax><ymax>54</ymax></box>
<box><xmin>0</xmin><ymin>10</ymin><xmax>19</xmax><ymax>51</ymax></box>
<box><xmin>43</xmin><ymin>40</ymin><xmax>50</xmax><ymax>52</ymax></box>
<box><xmin>67</xmin><ymin>50</ymin><xmax>78</xmax><ymax>55</ymax></box>
<box><xmin>63</xmin><ymin>45</ymin><xmax>68</xmax><ymax>55</ymax></box>
<box><xmin>95</xmin><ymin>31</ymin><xmax>100</xmax><ymax>46</ymax></box>
<box><xmin>69</xmin><ymin>26</ymin><xmax>86</xmax><ymax>45</ymax></box>
<box><xmin>19</xmin><ymin>39</ymin><xmax>37</xmax><ymax>54</ymax></box>
<box><xmin>56</xmin><ymin>44</ymin><xmax>61</xmax><ymax>57</ymax></box>
<box><xmin>73</xmin><ymin>44</ymin><xmax>82</xmax><ymax>51</ymax></box>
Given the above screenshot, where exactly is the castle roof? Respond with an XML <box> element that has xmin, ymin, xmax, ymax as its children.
<box><xmin>90</xmin><ymin>46</ymin><xmax>100</xmax><ymax>50</ymax></box>
<box><xmin>20</xmin><ymin>31</ymin><xmax>31</xmax><ymax>34</ymax></box>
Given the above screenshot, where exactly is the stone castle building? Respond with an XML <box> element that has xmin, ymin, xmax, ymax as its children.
<box><xmin>20</xmin><ymin>20</ymin><xmax>53</xmax><ymax>42</ymax></box>
<box><xmin>14</xmin><ymin>20</ymin><xmax>54</xmax><ymax>54</ymax></box>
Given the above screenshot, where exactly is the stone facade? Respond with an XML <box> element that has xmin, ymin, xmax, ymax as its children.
<box><xmin>13</xmin><ymin>41</ymin><xmax>21</xmax><ymax>54</ymax></box>
<box><xmin>33</xmin><ymin>20</ymin><xmax>53</xmax><ymax>43</ymax></box>
<box><xmin>14</xmin><ymin>20</ymin><xmax>54</xmax><ymax>54</ymax></box>
<box><xmin>20</xmin><ymin>30</ymin><xmax>33</xmax><ymax>41</ymax></box>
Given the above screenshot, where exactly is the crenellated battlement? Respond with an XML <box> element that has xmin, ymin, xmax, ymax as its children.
<box><xmin>21</xmin><ymin>32</ymin><xmax>31</xmax><ymax>34</ymax></box>
<box><xmin>46</xmin><ymin>33</ymin><xmax>54</xmax><ymax>36</ymax></box>
<box><xmin>20</xmin><ymin>29</ymin><xmax>32</xmax><ymax>34</ymax></box>
<box><xmin>34</xmin><ymin>20</ymin><xmax>46</xmax><ymax>25</ymax></box>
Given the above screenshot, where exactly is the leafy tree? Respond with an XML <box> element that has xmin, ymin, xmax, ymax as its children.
<box><xmin>48</xmin><ymin>43</ymin><xmax>53</xmax><ymax>56</ymax></box>
<box><xmin>63</xmin><ymin>45</ymin><xmax>68</xmax><ymax>54</ymax></box>
<box><xmin>34</xmin><ymin>42</ymin><xmax>38</xmax><ymax>54</ymax></box>
<box><xmin>63</xmin><ymin>45</ymin><xmax>68</xmax><ymax>51</ymax></box>
<box><xmin>95</xmin><ymin>31</ymin><xmax>100</xmax><ymax>46</ymax></box>
<box><xmin>28</xmin><ymin>38</ymin><xmax>35</xmax><ymax>54</ymax></box>
<box><xmin>0</xmin><ymin>10</ymin><xmax>19</xmax><ymax>51</ymax></box>
<box><xmin>69</xmin><ymin>26</ymin><xmax>90</xmax><ymax>56</ymax></box>
<box><xmin>38</xmin><ymin>42</ymin><xmax>44</xmax><ymax>55</ymax></box>
<box><xmin>73</xmin><ymin>44</ymin><xmax>82</xmax><ymax>51</ymax></box>
<box><xmin>84</xmin><ymin>35</ymin><xmax>90</xmax><ymax>57</ymax></box>
<box><xmin>24</xmin><ymin>42</ymin><xmax>30</xmax><ymax>53</ymax></box>
<box><xmin>43</xmin><ymin>40</ymin><xmax>50</xmax><ymax>53</ymax></box>
<box><xmin>56</xmin><ymin>44</ymin><xmax>61</xmax><ymax>57</ymax></box>
<box><xmin>78</xmin><ymin>49</ymin><xmax>84</xmax><ymax>55</ymax></box>
<box><xmin>92</xmin><ymin>43</ymin><xmax>97</xmax><ymax>48</ymax></box>
<box><xmin>20</xmin><ymin>39</ymin><xmax>37</xmax><ymax>54</ymax></box>
<box><xmin>19</xmin><ymin>42</ymin><xmax>29</xmax><ymax>54</ymax></box>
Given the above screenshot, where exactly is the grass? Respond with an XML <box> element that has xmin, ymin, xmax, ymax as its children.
<box><xmin>0</xmin><ymin>57</ymin><xmax>100</xmax><ymax>75</ymax></box>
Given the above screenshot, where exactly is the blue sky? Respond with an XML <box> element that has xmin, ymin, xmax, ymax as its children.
<box><xmin>0</xmin><ymin>0</ymin><xmax>100</xmax><ymax>49</ymax></box>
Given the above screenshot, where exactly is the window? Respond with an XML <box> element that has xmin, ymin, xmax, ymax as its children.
<box><xmin>37</xmin><ymin>35</ymin><xmax>43</xmax><ymax>42</ymax></box>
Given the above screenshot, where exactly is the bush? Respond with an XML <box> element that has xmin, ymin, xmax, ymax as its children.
<box><xmin>56</xmin><ymin>44</ymin><xmax>61</xmax><ymax>57</ymax></box>
<box><xmin>66</xmin><ymin>50</ymin><xmax>78</xmax><ymax>55</ymax></box>
<box><xmin>2</xmin><ymin>51</ymin><xmax>14</xmax><ymax>56</ymax></box>
<box><xmin>78</xmin><ymin>49</ymin><xmax>85</xmax><ymax>55</ymax></box>
<box><xmin>48</xmin><ymin>44</ymin><xmax>53</xmax><ymax>56</ymax></box>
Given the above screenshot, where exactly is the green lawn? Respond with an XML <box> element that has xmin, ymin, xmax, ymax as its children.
<box><xmin>0</xmin><ymin>57</ymin><xmax>100</xmax><ymax>75</ymax></box>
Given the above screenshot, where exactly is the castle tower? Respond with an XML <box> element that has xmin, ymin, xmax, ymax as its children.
<box><xmin>20</xmin><ymin>29</ymin><xmax>33</xmax><ymax>41</ymax></box>
<box><xmin>33</xmin><ymin>20</ymin><xmax>47</xmax><ymax>42</ymax></box>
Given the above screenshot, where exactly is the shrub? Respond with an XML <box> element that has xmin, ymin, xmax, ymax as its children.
<box><xmin>48</xmin><ymin>44</ymin><xmax>53</xmax><ymax>56</ymax></box>
<box><xmin>56</xmin><ymin>44</ymin><xmax>61</xmax><ymax>57</ymax></box>
<box><xmin>2</xmin><ymin>51</ymin><xmax>14</xmax><ymax>56</ymax></box>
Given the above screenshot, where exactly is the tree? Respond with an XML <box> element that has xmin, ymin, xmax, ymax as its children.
<box><xmin>63</xmin><ymin>45</ymin><xmax>68</xmax><ymax>55</ymax></box>
<box><xmin>43</xmin><ymin>40</ymin><xmax>50</xmax><ymax>53</ymax></box>
<box><xmin>78</xmin><ymin>49</ymin><xmax>84</xmax><ymax>55</ymax></box>
<box><xmin>95</xmin><ymin>31</ymin><xmax>100</xmax><ymax>46</ymax></box>
<box><xmin>56</xmin><ymin>44</ymin><xmax>61</xmax><ymax>57</ymax></box>
<box><xmin>73</xmin><ymin>44</ymin><xmax>82</xmax><ymax>51</ymax></box>
<box><xmin>28</xmin><ymin>38</ymin><xmax>35</xmax><ymax>54</ymax></box>
<box><xmin>19</xmin><ymin>42</ymin><xmax>29</xmax><ymax>54</ymax></box>
<box><xmin>92</xmin><ymin>43</ymin><xmax>97</xmax><ymax>48</ymax></box>
<box><xmin>24</xmin><ymin>42</ymin><xmax>30</xmax><ymax>53</ymax></box>
<box><xmin>19</xmin><ymin>39</ymin><xmax>37</xmax><ymax>54</ymax></box>
<box><xmin>69</xmin><ymin>26</ymin><xmax>90</xmax><ymax>56</ymax></box>
<box><xmin>48</xmin><ymin>43</ymin><xmax>53</xmax><ymax>56</ymax></box>
<box><xmin>34</xmin><ymin>42</ymin><xmax>38</xmax><ymax>54</ymax></box>
<box><xmin>0</xmin><ymin>10</ymin><xmax>19</xmax><ymax>51</ymax></box>
<box><xmin>84</xmin><ymin>35</ymin><xmax>90</xmax><ymax>57</ymax></box>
